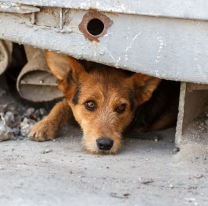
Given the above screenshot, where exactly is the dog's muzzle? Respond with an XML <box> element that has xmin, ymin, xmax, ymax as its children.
<box><xmin>96</xmin><ymin>138</ymin><xmax>114</xmax><ymax>151</ymax></box>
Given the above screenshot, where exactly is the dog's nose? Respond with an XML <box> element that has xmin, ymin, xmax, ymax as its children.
<box><xmin>96</xmin><ymin>138</ymin><xmax>114</xmax><ymax>150</ymax></box>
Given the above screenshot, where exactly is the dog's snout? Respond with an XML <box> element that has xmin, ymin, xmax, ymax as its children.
<box><xmin>96</xmin><ymin>138</ymin><xmax>114</xmax><ymax>150</ymax></box>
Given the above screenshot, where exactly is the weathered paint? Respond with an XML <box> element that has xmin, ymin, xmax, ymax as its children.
<box><xmin>10</xmin><ymin>0</ymin><xmax>208</xmax><ymax>21</ymax></box>
<box><xmin>0</xmin><ymin>2</ymin><xmax>40</xmax><ymax>13</ymax></box>
<box><xmin>1</xmin><ymin>7</ymin><xmax>208</xmax><ymax>83</ymax></box>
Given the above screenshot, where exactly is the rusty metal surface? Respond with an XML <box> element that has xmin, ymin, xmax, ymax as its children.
<box><xmin>79</xmin><ymin>9</ymin><xmax>113</xmax><ymax>42</ymax></box>
<box><xmin>9</xmin><ymin>0</ymin><xmax>208</xmax><ymax>21</ymax></box>
<box><xmin>17</xmin><ymin>46</ymin><xmax>63</xmax><ymax>102</ymax></box>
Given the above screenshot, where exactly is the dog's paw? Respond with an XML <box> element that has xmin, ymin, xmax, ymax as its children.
<box><xmin>28</xmin><ymin>119</ymin><xmax>58</xmax><ymax>142</ymax></box>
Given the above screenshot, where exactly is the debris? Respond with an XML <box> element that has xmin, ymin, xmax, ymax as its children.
<box><xmin>110</xmin><ymin>193</ymin><xmax>129</xmax><ymax>199</ymax></box>
<box><xmin>42</xmin><ymin>159</ymin><xmax>48</xmax><ymax>163</ymax></box>
<box><xmin>53</xmin><ymin>139</ymin><xmax>58</xmax><ymax>142</ymax></box>
<box><xmin>20</xmin><ymin>118</ymin><xmax>36</xmax><ymax>137</ymax></box>
<box><xmin>169</xmin><ymin>184</ymin><xmax>174</xmax><ymax>189</ymax></box>
<box><xmin>173</xmin><ymin>147</ymin><xmax>180</xmax><ymax>154</ymax></box>
<box><xmin>184</xmin><ymin>198</ymin><xmax>196</xmax><ymax>202</ymax></box>
<box><xmin>41</xmin><ymin>149</ymin><xmax>53</xmax><ymax>154</ymax></box>
<box><xmin>4</xmin><ymin>111</ymin><xmax>15</xmax><ymax>127</ymax></box>
<box><xmin>0</xmin><ymin>120</ymin><xmax>14</xmax><ymax>142</ymax></box>
<box><xmin>39</xmin><ymin>108</ymin><xmax>47</xmax><ymax>116</ymax></box>
<box><xmin>139</xmin><ymin>178</ymin><xmax>154</xmax><ymax>184</ymax></box>
<box><xmin>194</xmin><ymin>174</ymin><xmax>203</xmax><ymax>179</ymax></box>
<box><xmin>22</xmin><ymin>107</ymin><xmax>36</xmax><ymax>119</ymax></box>
<box><xmin>27</xmin><ymin>107</ymin><xmax>35</xmax><ymax>115</ymax></box>
<box><xmin>0</xmin><ymin>102</ymin><xmax>13</xmax><ymax>113</ymax></box>
<box><xmin>12</xmin><ymin>127</ymin><xmax>20</xmax><ymax>136</ymax></box>
<box><xmin>33</xmin><ymin>109</ymin><xmax>40</xmax><ymax>120</ymax></box>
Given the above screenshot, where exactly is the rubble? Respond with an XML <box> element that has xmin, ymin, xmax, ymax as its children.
<box><xmin>0</xmin><ymin>120</ymin><xmax>14</xmax><ymax>142</ymax></box>
<box><xmin>0</xmin><ymin>99</ymin><xmax>48</xmax><ymax>141</ymax></box>
<box><xmin>20</xmin><ymin>118</ymin><xmax>36</xmax><ymax>137</ymax></box>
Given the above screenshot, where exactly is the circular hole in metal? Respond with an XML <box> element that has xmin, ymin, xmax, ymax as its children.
<box><xmin>87</xmin><ymin>18</ymin><xmax>104</xmax><ymax>36</ymax></box>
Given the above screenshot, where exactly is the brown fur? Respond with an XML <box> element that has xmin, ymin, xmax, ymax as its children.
<box><xmin>29</xmin><ymin>51</ymin><xmax>178</xmax><ymax>154</ymax></box>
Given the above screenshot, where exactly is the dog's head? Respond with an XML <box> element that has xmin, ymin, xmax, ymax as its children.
<box><xmin>46</xmin><ymin>51</ymin><xmax>161</xmax><ymax>154</ymax></box>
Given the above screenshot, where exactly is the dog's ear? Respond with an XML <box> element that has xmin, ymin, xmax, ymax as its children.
<box><xmin>45</xmin><ymin>50</ymin><xmax>85</xmax><ymax>82</ymax></box>
<box><xmin>131</xmin><ymin>73</ymin><xmax>162</xmax><ymax>104</ymax></box>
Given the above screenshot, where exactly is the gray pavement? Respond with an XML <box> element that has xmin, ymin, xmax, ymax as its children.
<box><xmin>0</xmin><ymin>125</ymin><xmax>208</xmax><ymax>206</ymax></box>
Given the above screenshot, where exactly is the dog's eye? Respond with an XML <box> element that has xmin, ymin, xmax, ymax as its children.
<box><xmin>85</xmin><ymin>101</ymin><xmax>96</xmax><ymax>111</ymax></box>
<box><xmin>116</xmin><ymin>104</ymin><xmax>126</xmax><ymax>114</ymax></box>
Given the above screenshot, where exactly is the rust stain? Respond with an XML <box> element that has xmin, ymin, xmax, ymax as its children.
<box><xmin>79</xmin><ymin>9</ymin><xmax>113</xmax><ymax>42</ymax></box>
<box><xmin>108</xmin><ymin>12</ymin><xmax>119</xmax><ymax>16</ymax></box>
<box><xmin>89</xmin><ymin>7</ymin><xmax>99</xmax><ymax>11</ymax></box>
<box><xmin>2</xmin><ymin>33</ymin><xmax>4</xmax><ymax>36</ymax></box>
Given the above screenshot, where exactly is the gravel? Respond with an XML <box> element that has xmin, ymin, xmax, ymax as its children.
<box><xmin>0</xmin><ymin>96</ymin><xmax>48</xmax><ymax>141</ymax></box>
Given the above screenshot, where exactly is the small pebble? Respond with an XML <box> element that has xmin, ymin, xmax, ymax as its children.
<box><xmin>173</xmin><ymin>147</ymin><xmax>180</xmax><ymax>154</ymax></box>
<box><xmin>20</xmin><ymin>118</ymin><xmax>36</xmax><ymax>137</ymax></box>
<box><xmin>33</xmin><ymin>109</ymin><xmax>40</xmax><ymax>119</ymax></box>
<box><xmin>27</xmin><ymin>108</ymin><xmax>35</xmax><ymax>114</ymax></box>
<box><xmin>41</xmin><ymin>149</ymin><xmax>53</xmax><ymax>154</ymax></box>
<box><xmin>4</xmin><ymin>111</ymin><xmax>15</xmax><ymax>127</ymax></box>
<box><xmin>39</xmin><ymin>108</ymin><xmax>47</xmax><ymax>116</ymax></box>
<box><xmin>194</xmin><ymin>174</ymin><xmax>203</xmax><ymax>179</ymax></box>
<box><xmin>0</xmin><ymin>120</ymin><xmax>14</xmax><ymax>142</ymax></box>
<box><xmin>169</xmin><ymin>184</ymin><xmax>174</xmax><ymax>189</ymax></box>
<box><xmin>42</xmin><ymin>159</ymin><xmax>48</xmax><ymax>163</ymax></box>
<box><xmin>139</xmin><ymin>178</ymin><xmax>154</xmax><ymax>184</ymax></box>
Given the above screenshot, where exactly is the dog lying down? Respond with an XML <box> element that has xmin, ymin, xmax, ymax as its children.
<box><xmin>29</xmin><ymin>51</ymin><xmax>180</xmax><ymax>154</ymax></box>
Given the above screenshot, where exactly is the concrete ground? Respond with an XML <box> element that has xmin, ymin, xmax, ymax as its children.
<box><xmin>0</xmin><ymin>74</ymin><xmax>208</xmax><ymax>206</ymax></box>
<box><xmin>0</xmin><ymin>125</ymin><xmax>208</xmax><ymax>206</ymax></box>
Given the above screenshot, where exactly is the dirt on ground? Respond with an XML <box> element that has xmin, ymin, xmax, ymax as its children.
<box><xmin>183</xmin><ymin>105</ymin><xmax>208</xmax><ymax>146</ymax></box>
<box><xmin>0</xmin><ymin>78</ymin><xmax>208</xmax><ymax>206</ymax></box>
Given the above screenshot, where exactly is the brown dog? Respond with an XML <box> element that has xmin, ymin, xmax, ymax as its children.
<box><xmin>29</xmin><ymin>51</ymin><xmax>180</xmax><ymax>154</ymax></box>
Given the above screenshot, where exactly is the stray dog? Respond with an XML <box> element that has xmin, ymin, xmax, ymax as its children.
<box><xmin>29</xmin><ymin>51</ymin><xmax>180</xmax><ymax>154</ymax></box>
